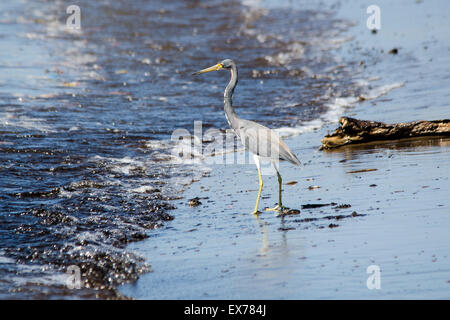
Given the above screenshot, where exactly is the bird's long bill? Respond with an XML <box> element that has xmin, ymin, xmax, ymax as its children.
<box><xmin>192</xmin><ymin>63</ymin><xmax>223</xmax><ymax>75</ymax></box>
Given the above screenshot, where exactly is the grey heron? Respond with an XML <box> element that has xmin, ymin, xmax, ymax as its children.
<box><xmin>193</xmin><ymin>59</ymin><xmax>301</xmax><ymax>214</ymax></box>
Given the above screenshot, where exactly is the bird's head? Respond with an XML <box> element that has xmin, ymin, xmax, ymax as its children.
<box><xmin>192</xmin><ymin>59</ymin><xmax>234</xmax><ymax>75</ymax></box>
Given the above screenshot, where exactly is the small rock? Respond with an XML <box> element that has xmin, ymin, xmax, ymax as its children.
<box><xmin>278</xmin><ymin>227</ymin><xmax>296</xmax><ymax>231</ymax></box>
<box><xmin>277</xmin><ymin>209</ymin><xmax>300</xmax><ymax>217</ymax></box>
<box><xmin>301</xmin><ymin>203</ymin><xmax>331</xmax><ymax>209</ymax></box>
<box><xmin>188</xmin><ymin>197</ymin><xmax>202</xmax><ymax>207</ymax></box>
<box><xmin>388</xmin><ymin>48</ymin><xmax>398</xmax><ymax>54</ymax></box>
<box><xmin>334</xmin><ymin>204</ymin><xmax>351</xmax><ymax>209</ymax></box>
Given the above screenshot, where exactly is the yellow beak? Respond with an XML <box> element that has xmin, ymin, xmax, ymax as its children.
<box><xmin>192</xmin><ymin>63</ymin><xmax>223</xmax><ymax>75</ymax></box>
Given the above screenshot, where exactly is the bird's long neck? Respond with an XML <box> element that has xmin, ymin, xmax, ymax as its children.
<box><xmin>224</xmin><ymin>64</ymin><xmax>239</xmax><ymax>128</ymax></box>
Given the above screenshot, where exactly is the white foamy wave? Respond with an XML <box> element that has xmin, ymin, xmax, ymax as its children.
<box><xmin>321</xmin><ymin>81</ymin><xmax>404</xmax><ymax>124</ymax></box>
<box><xmin>359</xmin><ymin>82</ymin><xmax>404</xmax><ymax>100</ymax></box>
<box><xmin>322</xmin><ymin>96</ymin><xmax>359</xmax><ymax>123</ymax></box>
<box><xmin>145</xmin><ymin>140</ymin><xmax>171</xmax><ymax>150</ymax></box>
<box><xmin>131</xmin><ymin>185</ymin><xmax>158</xmax><ymax>193</ymax></box>
<box><xmin>265</xmin><ymin>42</ymin><xmax>306</xmax><ymax>65</ymax></box>
<box><xmin>275</xmin><ymin>81</ymin><xmax>404</xmax><ymax>138</ymax></box>
<box><xmin>0</xmin><ymin>113</ymin><xmax>56</xmax><ymax>133</ymax></box>
<box><xmin>3</xmin><ymin>260</ymin><xmax>68</xmax><ymax>287</ymax></box>
<box><xmin>58</xmin><ymin>188</ymin><xmax>80</xmax><ymax>199</ymax></box>
<box><xmin>0</xmin><ymin>252</ymin><xmax>15</xmax><ymax>264</ymax></box>
<box><xmin>275</xmin><ymin>118</ymin><xmax>323</xmax><ymax>138</ymax></box>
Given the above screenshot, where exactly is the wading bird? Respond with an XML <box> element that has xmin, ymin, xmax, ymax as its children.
<box><xmin>193</xmin><ymin>59</ymin><xmax>301</xmax><ymax>214</ymax></box>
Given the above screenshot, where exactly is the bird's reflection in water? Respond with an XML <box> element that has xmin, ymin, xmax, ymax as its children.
<box><xmin>254</xmin><ymin>214</ymin><xmax>270</xmax><ymax>256</ymax></box>
<box><xmin>253</xmin><ymin>214</ymin><xmax>295</xmax><ymax>261</ymax></box>
<box><xmin>248</xmin><ymin>214</ymin><xmax>306</xmax><ymax>288</ymax></box>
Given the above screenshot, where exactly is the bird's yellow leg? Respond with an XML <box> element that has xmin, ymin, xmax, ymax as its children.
<box><xmin>251</xmin><ymin>165</ymin><xmax>263</xmax><ymax>215</ymax></box>
<box><xmin>265</xmin><ymin>170</ymin><xmax>288</xmax><ymax>212</ymax></box>
<box><xmin>251</xmin><ymin>155</ymin><xmax>263</xmax><ymax>215</ymax></box>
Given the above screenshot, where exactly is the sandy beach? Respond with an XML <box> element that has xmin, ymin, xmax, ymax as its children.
<box><xmin>0</xmin><ymin>0</ymin><xmax>448</xmax><ymax>300</ymax></box>
<box><xmin>121</xmin><ymin>130</ymin><xmax>450</xmax><ymax>299</ymax></box>
<box><xmin>120</xmin><ymin>0</ymin><xmax>450</xmax><ymax>299</ymax></box>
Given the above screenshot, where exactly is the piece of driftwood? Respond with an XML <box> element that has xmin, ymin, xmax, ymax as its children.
<box><xmin>320</xmin><ymin>117</ymin><xmax>450</xmax><ymax>150</ymax></box>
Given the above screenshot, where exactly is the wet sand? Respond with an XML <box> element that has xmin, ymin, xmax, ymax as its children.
<box><xmin>120</xmin><ymin>129</ymin><xmax>450</xmax><ymax>299</ymax></box>
<box><xmin>120</xmin><ymin>0</ymin><xmax>450</xmax><ymax>299</ymax></box>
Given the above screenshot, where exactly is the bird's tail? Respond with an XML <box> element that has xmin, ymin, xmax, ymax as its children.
<box><xmin>288</xmin><ymin>153</ymin><xmax>301</xmax><ymax>166</ymax></box>
<box><xmin>280</xmin><ymin>148</ymin><xmax>301</xmax><ymax>166</ymax></box>
<box><xmin>276</xmin><ymin>135</ymin><xmax>301</xmax><ymax>166</ymax></box>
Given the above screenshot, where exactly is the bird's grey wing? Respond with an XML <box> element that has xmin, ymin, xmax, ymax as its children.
<box><xmin>236</xmin><ymin>119</ymin><xmax>301</xmax><ymax>166</ymax></box>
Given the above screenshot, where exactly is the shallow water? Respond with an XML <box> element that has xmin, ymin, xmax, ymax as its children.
<box><xmin>1</xmin><ymin>0</ymin><xmax>448</xmax><ymax>298</ymax></box>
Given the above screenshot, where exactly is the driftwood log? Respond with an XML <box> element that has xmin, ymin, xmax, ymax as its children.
<box><xmin>320</xmin><ymin>117</ymin><xmax>450</xmax><ymax>150</ymax></box>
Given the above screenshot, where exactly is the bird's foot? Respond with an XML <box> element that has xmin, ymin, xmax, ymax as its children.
<box><xmin>251</xmin><ymin>210</ymin><xmax>262</xmax><ymax>215</ymax></box>
<box><xmin>265</xmin><ymin>204</ymin><xmax>289</xmax><ymax>213</ymax></box>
